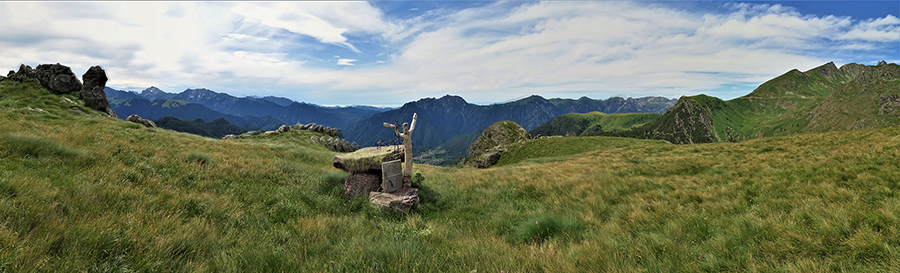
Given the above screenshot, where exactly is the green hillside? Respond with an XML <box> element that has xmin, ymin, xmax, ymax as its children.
<box><xmin>530</xmin><ymin>112</ymin><xmax>660</xmax><ymax>137</ymax></box>
<box><xmin>153</xmin><ymin>116</ymin><xmax>247</xmax><ymax>139</ymax></box>
<box><xmin>2</xmin><ymin>78</ymin><xmax>900</xmax><ymax>271</ymax></box>
<box><xmin>615</xmin><ymin>62</ymin><xmax>900</xmax><ymax>144</ymax></box>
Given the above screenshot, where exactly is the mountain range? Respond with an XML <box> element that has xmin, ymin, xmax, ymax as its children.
<box><xmin>345</xmin><ymin>94</ymin><xmax>677</xmax><ymax>164</ymax></box>
<box><xmin>105</xmin><ymin>87</ymin><xmax>394</xmax><ymax>132</ymax></box>
<box><xmin>106</xmin><ymin>87</ymin><xmax>677</xmax><ymax>151</ymax></box>
<box><xmin>592</xmin><ymin>61</ymin><xmax>900</xmax><ymax>144</ymax></box>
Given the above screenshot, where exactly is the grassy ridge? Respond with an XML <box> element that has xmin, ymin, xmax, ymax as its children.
<box><xmin>618</xmin><ymin>62</ymin><xmax>900</xmax><ymax>144</ymax></box>
<box><xmin>529</xmin><ymin>112</ymin><xmax>660</xmax><ymax>137</ymax></box>
<box><xmin>2</xmin><ymin>79</ymin><xmax>900</xmax><ymax>271</ymax></box>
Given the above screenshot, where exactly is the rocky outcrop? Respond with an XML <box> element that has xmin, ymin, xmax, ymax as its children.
<box><xmin>466</xmin><ymin>121</ymin><xmax>530</xmax><ymax>168</ymax></box>
<box><xmin>33</xmin><ymin>64</ymin><xmax>82</xmax><ymax>95</ymax></box>
<box><xmin>81</xmin><ymin>66</ymin><xmax>116</xmax><ymax>118</ymax></box>
<box><xmin>126</xmin><ymin>115</ymin><xmax>157</xmax><ymax>128</ymax></box>
<box><xmin>277</xmin><ymin>125</ymin><xmax>290</xmax><ymax>132</ymax></box>
<box><xmin>313</xmin><ymin>136</ymin><xmax>358</xmax><ymax>152</ymax></box>
<box><xmin>880</xmin><ymin>95</ymin><xmax>900</xmax><ymax>116</ymax></box>
<box><xmin>9</xmin><ymin>65</ymin><xmax>35</xmax><ymax>82</ymax></box>
<box><xmin>7</xmin><ymin>63</ymin><xmax>116</xmax><ymax>117</ymax></box>
<box><xmin>298</xmin><ymin>123</ymin><xmax>342</xmax><ymax>138</ymax></box>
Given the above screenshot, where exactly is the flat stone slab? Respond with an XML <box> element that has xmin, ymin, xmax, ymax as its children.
<box><xmin>381</xmin><ymin>159</ymin><xmax>403</xmax><ymax>193</ymax></box>
<box><xmin>333</xmin><ymin>146</ymin><xmax>403</xmax><ymax>173</ymax></box>
<box><xmin>369</xmin><ymin>187</ymin><xmax>419</xmax><ymax>213</ymax></box>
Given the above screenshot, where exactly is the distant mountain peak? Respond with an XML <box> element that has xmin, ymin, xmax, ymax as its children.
<box><xmin>141</xmin><ymin>86</ymin><xmax>166</xmax><ymax>94</ymax></box>
<box><xmin>437</xmin><ymin>94</ymin><xmax>467</xmax><ymax>102</ymax></box>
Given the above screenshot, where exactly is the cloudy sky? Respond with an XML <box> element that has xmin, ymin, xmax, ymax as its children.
<box><xmin>0</xmin><ymin>1</ymin><xmax>897</xmax><ymax>106</ymax></box>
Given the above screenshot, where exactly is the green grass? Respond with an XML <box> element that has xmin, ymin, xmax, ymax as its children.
<box><xmin>2</xmin><ymin>79</ymin><xmax>900</xmax><ymax>272</ymax></box>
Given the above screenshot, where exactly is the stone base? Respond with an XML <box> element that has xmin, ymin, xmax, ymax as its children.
<box><xmin>369</xmin><ymin>187</ymin><xmax>419</xmax><ymax>213</ymax></box>
<box><xmin>344</xmin><ymin>173</ymin><xmax>381</xmax><ymax>199</ymax></box>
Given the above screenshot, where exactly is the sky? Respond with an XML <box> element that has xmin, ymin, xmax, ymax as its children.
<box><xmin>0</xmin><ymin>1</ymin><xmax>897</xmax><ymax>107</ymax></box>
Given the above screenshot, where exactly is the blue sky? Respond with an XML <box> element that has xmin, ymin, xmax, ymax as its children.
<box><xmin>0</xmin><ymin>1</ymin><xmax>897</xmax><ymax>107</ymax></box>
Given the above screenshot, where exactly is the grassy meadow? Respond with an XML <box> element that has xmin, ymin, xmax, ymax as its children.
<box><xmin>1</xmin><ymin>79</ymin><xmax>899</xmax><ymax>272</ymax></box>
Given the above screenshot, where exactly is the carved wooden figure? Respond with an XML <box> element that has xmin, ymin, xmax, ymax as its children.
<box><xmin>383</xmin><ymin>113</ymin><xmax>417</xmax><ymax>178</ymax></box>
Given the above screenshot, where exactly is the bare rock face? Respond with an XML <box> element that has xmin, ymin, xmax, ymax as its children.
<box><xmin>277</xmin><ymin>125</ymin><xmax>290</xmax><ymax>132</ymax></box>
<box><xmin>344</xmin><ymin>173</ymin><xmax>382</xmax><ymax>199</ymax></box>
<box><xmin>126</xmin><ymin>114</ymin><xmax>157</xmax><ymax>128</ymax></box>
<box><xmin>369</xmin><ymin>188</ymin><xmax>419</xmax><ymax>213</ymax></box>
<box><xmin>470</xmin><ymin>150</ymin><xmax>502</xmax><ymax>169</ymax></box>
<box><xmin>81</xmin><ymin>66</ymin><xmax>117</xmax><ymax>118</ymax></box>
<box><xmin>33</xmin><ymin>64</ymin><xmax>82</xmax><ymax>95</ymax></box>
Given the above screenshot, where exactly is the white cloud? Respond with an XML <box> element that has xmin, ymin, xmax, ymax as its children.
<box><xmin>0</xmin><ymin>1</ymin><xmax>896</xmax><ymax>106</ymax></box>
<box><xmin>337</xmin><ymin>59</ymin><xmax>356</xmax><ymax>66</ymax></box>
<box><xmin>838</xmin><ymin>14</ymin><xmax>900</xmax><ymax>42</ymax></box>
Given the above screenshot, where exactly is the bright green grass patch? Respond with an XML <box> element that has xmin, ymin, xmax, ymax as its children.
<box><xmin>508</xmin><ymin>214</ymin><xmax>585</xmax><ymax>244</ymax></box>
<box><xmin>494</xmin><ymin>135</ymin><xmax>667</xmax><ymax>167</ymax></box>
<box><xmin>185</xmin><ymin>151</ymin><xmax>215</xmax><ymax>165</ymax></box>
<box><xmin>0</xmin><ymin>133</ymin><xmax>83</xmax><ymax>158</ymax></box>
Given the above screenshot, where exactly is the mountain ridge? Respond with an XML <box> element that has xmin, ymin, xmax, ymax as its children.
<box><xmin>602</xmin><ymin>61</ymin><xmax>900</xmax><ymax>144</ymax></box>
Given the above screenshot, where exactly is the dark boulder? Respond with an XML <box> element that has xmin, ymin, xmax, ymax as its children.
<box><xmin>33</xmin><ymin>63</ymin><xmax>82</xmax><ymax>95</ymax></box>
<box><xmin>81</xmin><ymin>66</ymin><xmax>116</xmax><ymax>117</ymax></box>
<box><xmin>10</xmin><ymin>65</ymin><xmax>34</xmax><ymax>82</ymax></box>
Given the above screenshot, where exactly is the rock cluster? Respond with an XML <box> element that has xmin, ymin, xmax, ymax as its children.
<box><xmin>333</xmin><ymin>146</ymin><xmax>420</xmax><ymax>213</ymax></box>
<box><xmin>5</xmin><ymin>63</ymin><xmax>116</xmax><ymax>118</ymax></box>
<box><xmin>466</xmin><ymin>120</ymin><xmax>530</xmax><ymax>168</ymax></box>
<box><xmin>126</xmin><ymin>115</ymin><xmax>157</xmax><ymax>128</ymax></box>
<box><xmin>298</xmin><ymin>123</ymin><xmax>342</xmax><ymax>138</ymax></box>
<box><xmin>312</xmin><ymin>135</ymin><xmax>359</xmax><ymax>153</ymax></box>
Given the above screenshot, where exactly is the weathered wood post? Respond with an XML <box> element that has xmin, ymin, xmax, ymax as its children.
<box><xmin>384</xmin><ymin>113</ymin><xmax>417</xmax><ymax>178</ymax></box>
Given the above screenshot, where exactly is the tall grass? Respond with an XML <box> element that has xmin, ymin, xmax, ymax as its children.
<box><xmin>1</xmin><ymin>79</ymin><xmax>899</xmax><ymax>271</ymax></box>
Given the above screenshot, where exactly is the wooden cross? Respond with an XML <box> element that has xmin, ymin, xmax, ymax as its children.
<box><xmin>384</xmin><ymin>113</ymin><xmax>416</xmax><ymax>178</ymax></box>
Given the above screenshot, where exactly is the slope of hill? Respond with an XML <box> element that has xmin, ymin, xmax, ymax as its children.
<box><xmin>153</xmin><ymin>116</ymin><xmax>247</xmax><ymax>139</ymax></box>
<box><xmin>2</xmin><ymin>78</ymin><xmax>899</xmax><ymax>271</ymax></box>
<box><xmin>611</xmin><ymin>61</ymin><xmax>900</xmax><ymax>144</ymax></box>
<box><xmin>345</xmin><ymin>95</ymin><xmax>676</xmax><ymax>157</ymax></box>
<box><xmin>530</xmin><ymin>112</ymin><xmax>661</xmax><ymax>137</ymax></box>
